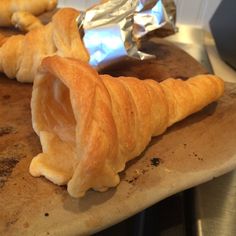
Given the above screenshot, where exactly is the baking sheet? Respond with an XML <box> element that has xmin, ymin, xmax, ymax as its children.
<box><xmin>1</xmin><ymin>39</ymin><xmax>236</xmax><ymax>236</ymax></box>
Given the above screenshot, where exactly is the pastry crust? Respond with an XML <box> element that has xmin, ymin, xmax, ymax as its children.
<box><xmin>0</xmin><ymin>33</ymin><xmax>8</xmax><ymax>47</ymax></box>
<box><xmin>0</xmin><ymin>0</ymin><xmax>57</xmax><ymax>27</ymax></box>
<box><xmin>11</xmin><ymin>11</ymin><xmax>43</xmax><ymax>32</ymax></box>
<box><xmin>0</xmin><ymin>8</ymin><xmax>89</xmax><ymax>82</ymax></box>
<box><xmin>30</xmin><ymin>56</ymin><xmax>224</xmax><ymax>198</ymax></box>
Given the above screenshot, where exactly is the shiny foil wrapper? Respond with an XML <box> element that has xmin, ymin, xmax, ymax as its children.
<box><xmin>78</xmin><ymin>0</ymin><xmax>176</xmax><ymax>69</ymax></box>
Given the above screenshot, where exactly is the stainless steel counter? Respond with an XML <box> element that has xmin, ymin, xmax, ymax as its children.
<box><xmin>166</xmin><ymin>25</ymin><xmax>236</xmax><ymax>236</ymax></box>
<box><xmin>194</xmin><ymin>171</ymin><xmax>236</xmax><ymax>236</ymax></box>
<box><xmin>166</xmin><ymin>25</ymin><xmax>236</xmax><ymax>83</ymax></box>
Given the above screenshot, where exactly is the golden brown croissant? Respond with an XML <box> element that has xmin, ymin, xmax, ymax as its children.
<box><xmin>0</xmin><ymin>8</ymin><xmax>89</xmax><ymax>82</ymax></box>
<box><xmin>29</xmin><ymin>55</ymin><xmax>224</xmax><ymax>198</ymax></box>
<box><xmin>11</xmin><ymin>11</ymin><xmax>44</xmax><ymax>32</ymax></box>
<box><xmin>0</xmin><ymin>0</ymin><xmax>57</xmax><ymax>27</ymax></box>
<box><xmin>0</xmin><ymin>34</ymin><xmax>8</xmax><ymax>47</ymax></box>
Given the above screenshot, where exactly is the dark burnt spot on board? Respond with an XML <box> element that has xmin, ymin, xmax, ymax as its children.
<box><xmin>0</xmin><ymin>158</ymin><xmax>19</xmax><ymax>175</ymax></box>
<box><xmin>125</xmin><ymin>157</ymin><xmax>162</xmax><ymax>185</ymax></box>
<box><xmin>6</xmin><ymin>218</ymin><xmax>19</xmax><ymax>228</ymax></box>
<box><xmin>125</xmin><ymin>172</ymin><xmax>140</xmax><ymax>186</ymax></box>
<box><xmin>0</xmin><ymin>126</ymin><xmax>16</xmax><ymax>137</ymax></box>
<box><xmin>0</xmin><ymin>153</ymin><xmax>26</xmax><ymax>188</ymax></box>
<box><xmin>150</xmin><ymin>157</ymin><xmax>161</xmax><ymax>167</ymax></box>
<box><xmin>127</xmin><ymin>177</ymin><xmax>138</xmax><ymax>184</ymax></box>
<box><xmin>2</xmin><ymin>94</ymin><xmax>11</xmax><ymax>100</ymax></box>
<box><xmin>187</xmin><ymin>151</ymin><xmax>204</xmax><ymax>161</ymax></box>
<box><xmin>125</xmin><ymin>168</ymin><xmax>146</xmax><ymax>186</ymax></box>
<box><xmin>0</xmin><ymin>158</ymin><xmax>19</xmax><ymax>188</ymax></box>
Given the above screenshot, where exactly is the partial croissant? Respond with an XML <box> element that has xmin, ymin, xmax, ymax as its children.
<box><xmin>29</xmin><ymin>55</ymin><xmax>224</xmax><ymax>198</ymax></box>
<box><xmin>0</xmin><ymin>8</ymin><xmax>89</xmax><ymax>82</ymax></box>
<box><xmin>11</xmin><ymin>11</ymin><xmax>44</xmax><ymax>32</ymax></box>
<box><xmin>0</xmin><ymin>0</ymin><xmax>57</xmax><ymax>27</ymax></box>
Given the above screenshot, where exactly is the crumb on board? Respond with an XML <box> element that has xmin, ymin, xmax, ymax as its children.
<box><xmin>125</xmin><ymin>157</ymin><xmax>161</xmax><ymax>185</ymax></box>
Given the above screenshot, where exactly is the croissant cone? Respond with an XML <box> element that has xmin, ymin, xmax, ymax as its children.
<box><xmin>0</xmin><ymin>8</ymin><xmax>89</xmax><ymax>82</ymax></box>
<box><xmin>29</xmin><ymin>56</ymin><xmax>224</xmax><ymax>198</ymax></box>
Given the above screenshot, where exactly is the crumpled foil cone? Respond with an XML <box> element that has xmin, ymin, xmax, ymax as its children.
<box><xmin>77</xmin><ymin>0</ymin><xmax>176</xmax><ymax>69</ymax></box>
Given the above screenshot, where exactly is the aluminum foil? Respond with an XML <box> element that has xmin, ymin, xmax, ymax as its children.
<box><xmin>78</xmin><ymin>0</ymin><xmax>176</xmax><ymax>69</ymax></box>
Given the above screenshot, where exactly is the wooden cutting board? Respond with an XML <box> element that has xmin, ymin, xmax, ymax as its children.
<box><xmin>1</xmin><ymin>37</ymin><xmax>236</xmax><ymax>236</ymax></box>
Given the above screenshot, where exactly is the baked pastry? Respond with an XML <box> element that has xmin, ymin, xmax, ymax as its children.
<box><xmin>0</xmin><ymin>0</ymin><xmax>57</xmax><ymax>28</ymax></box>
<box><xmin>0</xmin><ymin>33</ymin><xmax>8</xmax><ymax>46</ymax></box>
<box><xmin>11</xmin><ymin>11</ymin><xmax>43</xmax><ymax>32</ymax></box>
<box><xmin>0</xmin><ymin>8</ymin><xmax>89</xmax><ymax>82</ymax></box>
<box><xmin>29</xmin><ymin>55</ymin><xmax>224</xmax><ymax>198</ymax></box>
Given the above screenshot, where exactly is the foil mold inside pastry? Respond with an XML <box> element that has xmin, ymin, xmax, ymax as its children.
<box><xmin>77</xmin><ymin>0</ymin><xmax>176</xmax><ymax>69</ymax></box>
